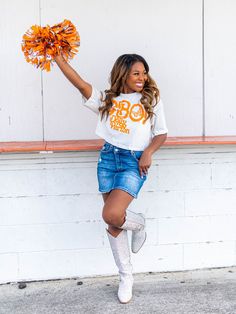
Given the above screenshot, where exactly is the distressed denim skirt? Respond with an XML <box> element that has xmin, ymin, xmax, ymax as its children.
<box><xmin>97</xmin><ymin>142</ymin><xmax>147</xmax><ymax>198</ymax></box>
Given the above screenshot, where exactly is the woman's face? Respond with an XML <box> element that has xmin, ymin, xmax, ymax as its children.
<box><xmin>123</xmin><ymin>62</ymin><xmax>148</xmax><ymax>93</ymax></box>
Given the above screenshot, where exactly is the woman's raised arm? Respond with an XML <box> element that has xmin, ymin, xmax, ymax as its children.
<box><xmin>54</xmin><ymin>54</ymin><xmax>92</xmax><ymax>99</ymax></box>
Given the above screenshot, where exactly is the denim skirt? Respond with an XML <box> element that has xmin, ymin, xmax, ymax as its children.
<box><xmin>97</xmin><ymin>142</ymin><xmax>147</xmax><ymax>198</ymax></box>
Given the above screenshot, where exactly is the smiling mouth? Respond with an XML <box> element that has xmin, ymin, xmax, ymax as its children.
<box><xmin>136</xmin><ymin>83</ymin><xmax>143</xmax><ymax>87</ymax></box>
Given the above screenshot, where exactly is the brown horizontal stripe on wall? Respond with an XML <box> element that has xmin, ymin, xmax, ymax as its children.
<box><xmin>0</xmin><ymin>136</ymin><xmax>236</xmax><ymax>153</ymax></box>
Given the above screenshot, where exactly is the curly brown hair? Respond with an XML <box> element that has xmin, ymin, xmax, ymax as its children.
<box><xmin>99</xmin><ymin>54</ymin><xmax>160</xmax><ymax>122</ymax></box>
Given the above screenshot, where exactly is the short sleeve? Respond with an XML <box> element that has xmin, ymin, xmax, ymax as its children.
<box><xmin>151</xmin><ymin>99</ymin><xmax>168</xmax><ymax>137</ymax></box>
<box><xmin>82</xmin><ymin>86</ymin><xmax>103</xmax><ymax>115</ymax></box>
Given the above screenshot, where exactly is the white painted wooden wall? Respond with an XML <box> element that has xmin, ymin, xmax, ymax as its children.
<box><xmin>0</xmin><ymin>0</ymin><xmax>235</xmax><ymax>141</ymax></box>
<box><xmin>204</xmin><ymin>0</ymin><xmax>236</xmax><ymax>135</ymax></box>
<box><xmin>0</xmin><ymin>145</ymin><xmax>236</xmax><ymax>284</ymax></box>
<box><xmin>1</xmin><ymin>0</ymin><xmax>236</xmax><ymax>284</ymax></box>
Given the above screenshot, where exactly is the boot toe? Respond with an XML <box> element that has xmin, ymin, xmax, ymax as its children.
<box><xmin>118</xmin><ymin>287</ymin><xmax>133</xmax><ymax>303</ymax></box>
<box><xmin>118</xmin><ymin>276</ymin><xmax>133</xmax><ymax>303</ymax></box>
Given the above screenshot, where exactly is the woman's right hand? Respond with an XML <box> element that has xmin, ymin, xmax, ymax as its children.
<box><xmin>54</xmin><ymin>53</ymin><xmax>65</xmax><ymax>64</ymax></box>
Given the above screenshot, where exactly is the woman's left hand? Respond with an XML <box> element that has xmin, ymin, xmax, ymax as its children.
<box><xmin>138</xmin><ymin>150</ymin><xmax>152</xmax><ymax>177</ymax></box>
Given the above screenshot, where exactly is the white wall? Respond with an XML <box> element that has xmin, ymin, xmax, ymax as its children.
<box><xmin>0</xmin><ymin>145</ymin><xmax>236</xmax><ymax>283</ymax></box>
<box><xmin>204</xmin><ymin>0</ymin><xmax>236</xmax><ymax>135</ymax></box>
<box><xmin>1</xmin><ymin>0</ymin><xmax>236</xmax><ymax>284</ymax></box>
<box><xmin>0</xmin><ymin>0</ymin><xmax>43</xmax><ymax>141</ymax></box>
<box><xmin>42</xmin><ymin>0</ymin><xmax>203</xmax><ymax>139</ymax></box>
<box><xmin>1</xmin><ymin>0</ymin><xmax>235</xmax><ymax>141</ymax></box>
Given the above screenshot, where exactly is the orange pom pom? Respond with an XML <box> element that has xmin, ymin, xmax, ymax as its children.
<box><xmin>21</xmin><ymin>19</ymin><xmax>80</xmax><ymax>72</ymax></box>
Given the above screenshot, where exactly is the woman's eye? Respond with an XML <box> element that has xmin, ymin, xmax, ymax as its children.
<box><xmin>133</xmin><ymin>72</ymin><xmax>147</xmax><ymax>76</ymax></box>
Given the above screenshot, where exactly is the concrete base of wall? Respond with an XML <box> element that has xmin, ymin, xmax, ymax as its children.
<box><xmin>0</xmin><ymin>145</ymin><xmax>236</xmax><ymax>284</ymax></box>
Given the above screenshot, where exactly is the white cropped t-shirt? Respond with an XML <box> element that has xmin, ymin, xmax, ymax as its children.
<box><xmin>83</xmin><ymin>87</ymin><xmax>168</xmax><ymax>151</ymax></box>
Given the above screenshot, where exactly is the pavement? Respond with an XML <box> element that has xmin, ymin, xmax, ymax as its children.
<box><xmin>0</xmin><ymin>267</ymin><xmax>236</xmax><ymax>314</ymax></box>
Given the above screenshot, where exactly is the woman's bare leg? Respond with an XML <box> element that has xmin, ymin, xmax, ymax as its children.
<box><xmin>102</xmin><ymin>189</ymin><xmax>134</xmax><ymax>237</ymax></box>
<box><xmin>102</xmin><ymin>192</ymin><xmax>120</xmax><ymax>236</ymax></box>
<box><xmin>102</xmin><ymin>189</ymin><xmax>134</xmax><ymax>303</ymax></box>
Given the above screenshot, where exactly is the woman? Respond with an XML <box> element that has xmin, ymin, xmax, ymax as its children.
<box><xmin>55</xmin><ymin>53</ymin><xmax>168</xmax><ymax>303</ymax></box>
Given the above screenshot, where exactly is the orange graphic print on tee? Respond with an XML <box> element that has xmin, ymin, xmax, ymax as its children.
<box><xmin>109</xmin><ymin>99</ymin><xmax>147</xmax><ymax>134</ymax></box>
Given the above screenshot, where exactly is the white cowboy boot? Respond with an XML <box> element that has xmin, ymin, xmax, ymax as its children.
<box><xmin>106</xmin><ymin>229</ymin><xmax>133</xmax><ymax>304</ymax></box>
<box><xmin>120</xmin><ymin>210</ymin><xmax>146</xmax><ymax>253</ymax></box>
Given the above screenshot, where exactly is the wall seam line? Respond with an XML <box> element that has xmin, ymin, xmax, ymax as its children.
<box><xmin>202</xmin><ymin>0</ymin><xmax>206</xmax><ymax>137</ymax></box>
<box><xmin>39</xmin><ymin>0</ymin><xmax>45</xmax><ymax>141</ymax></box>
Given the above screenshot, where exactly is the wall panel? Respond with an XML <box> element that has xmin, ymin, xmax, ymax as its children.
<box><xmin>0</xmin><ymin>0</ymin><xmax>43</xmax><ymax>141</ymax></box>
<box><xmin>2</xmin><ymin>1</ymin><xmax>235</xmax><ymax>140</ymax></box>
<box><xmin>205</xmin><ymin>0</ymin><xmax>236</xmax><ymax>135</ymax></box>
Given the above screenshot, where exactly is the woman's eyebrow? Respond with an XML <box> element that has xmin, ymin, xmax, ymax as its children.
<box><xmin>132</xmin><ymin>69</ymin><xmax>146</xmax><ymax>73</ymax></box>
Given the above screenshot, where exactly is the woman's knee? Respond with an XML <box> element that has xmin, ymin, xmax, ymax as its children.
<box><xmin>102</xmin><ymin>207</ymin><xmax>125</xmax><ymax>227</ymax></box>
